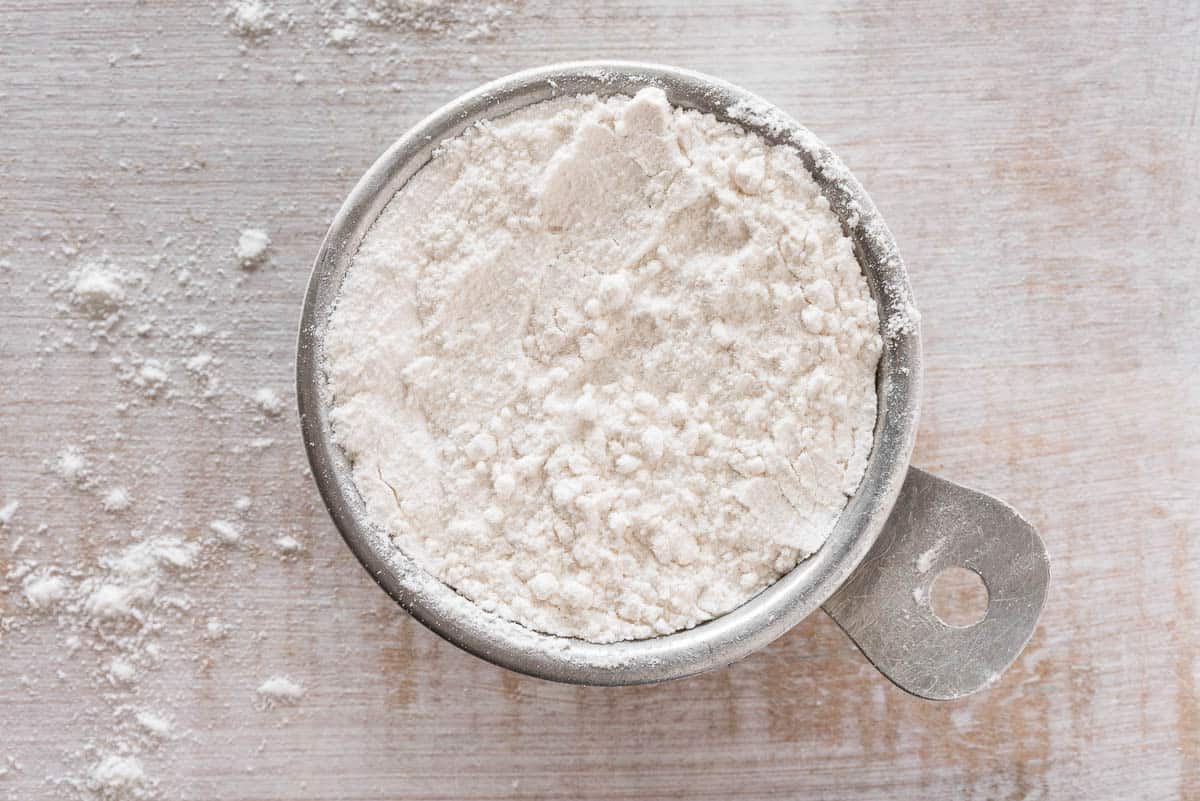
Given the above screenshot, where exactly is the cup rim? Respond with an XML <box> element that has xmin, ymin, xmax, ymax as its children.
<box><xmin>296</xmin><ymin>60</ymin><xmax>922</xmax><ymax>685</ymax></box>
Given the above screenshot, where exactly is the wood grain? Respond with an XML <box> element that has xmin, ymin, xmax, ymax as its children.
<box><xmin>1</xmin><ymin>1</ymin><xmax>1197</xmax><ymax>799</ymax></box>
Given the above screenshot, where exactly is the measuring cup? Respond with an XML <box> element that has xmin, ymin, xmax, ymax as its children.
<box><xmin>296</xmin><ymin>61</ymin><xmax>1050</xmax><ymax>700</ymax></box>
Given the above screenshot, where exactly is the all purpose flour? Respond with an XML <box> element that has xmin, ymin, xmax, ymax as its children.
<box><xmin>325</xmin><ymin>88</ymin><xmax>882</xmax><ymax>643</ymax></box>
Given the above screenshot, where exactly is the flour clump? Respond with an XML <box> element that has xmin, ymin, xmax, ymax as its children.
<box><xmin>236</xmin><ymin>227</ymin><xmax>272</xmax><ymax>269</ymax></box>
<box><xmin>257</xmin><ymin>674</ymin><xmax>305</xmax><ymax>706</ymax></box>
<box><xmin>324</xmin><ymin>89</ymin><xmax>882</xmax><ymax>643</ymax></box>
<box><xmin>70</xmin><ymin>262</ymin><xmax>127</xmax><ymax>318</ymax></box>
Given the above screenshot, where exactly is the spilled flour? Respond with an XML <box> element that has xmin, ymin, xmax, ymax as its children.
<box><xmin>325</xmin><ymin>88</ymin><xmax>882</xmax><ymax>643</ymax></box>
<box><xmin>1</xmin><ymin>203</ymin><xmax>312</xmax><ymax>796</ymax></box>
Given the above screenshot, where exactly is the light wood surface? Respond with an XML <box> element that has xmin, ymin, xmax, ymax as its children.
<box><xmin>1</xmin><ymin>1</ymin><xmax>1197</xmax><ymax>799</ymax></box>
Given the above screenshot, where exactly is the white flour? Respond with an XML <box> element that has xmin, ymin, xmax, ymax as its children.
<box><xmin>208</xmin><ymin>519</ymin><xmax>244</xmax><ymax>544</ymax></box>
<box><xmin>236</xmin><ymin>228</ymin><xmax>271</xmax><ymax>269</ymax></box>
<box><xmin>224</xmin><ymin>0</ymin><xmax>517</xmax><ymax>46</ymax></box>
<box><xmin>256</xmin><ymin>675</ymin><xmax>305</xmax><ymax>706</ymax></box>
<box><xmin>225</xmin><ymin>0</ymin><xmax>277</xmax><ymax>39</ymax></box>
<box><xmin>102</xmin><ymin>486</ymin><xmax>132</xmax><ymax>513</ymax></box>
<box><xmin>70</xmin><ymin>263</ymin><xmax>127</xmax><ymax>319</ymax></box>
<box><xmin>89</xmin><ymin>755</ymin><xmax>147</xmax><ymax>798</ymax></box>
<box><xmin>326</xmin><ymin>89</ymin><xmax>882</xmax><ymax>643</ymax></box>
<box><xmin>253</xmin><ymin>386</ymin><xmax>285</xmax><ymax>416</ymax></box>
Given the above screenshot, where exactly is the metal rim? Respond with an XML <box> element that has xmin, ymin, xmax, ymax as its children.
<box><xmin>296</xmin><ymin>61</ymin><xmax>922</xmax><ymax>685</ymax></box>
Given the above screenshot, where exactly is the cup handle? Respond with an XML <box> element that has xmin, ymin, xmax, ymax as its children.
<box><xmin>822</xmin><ymin>467</ymin><xmax>1050</xmax><ymax>700</ymax></box>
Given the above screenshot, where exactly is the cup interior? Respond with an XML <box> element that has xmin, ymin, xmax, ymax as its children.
<box><xmin>296</xmin><ymin>61</ymin><xmax>922</xmax><ymax>685</ymax></box>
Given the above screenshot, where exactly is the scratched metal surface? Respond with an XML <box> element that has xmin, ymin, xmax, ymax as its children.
<box><xmin>825</xmin><ymin>468</ymin><xmax>1050</xmax><ymax>700</ymax></box>
<box><xmin>0</xmin><ymin>1</ymin><xmax>1197</xmax><ymax>799</ymax></box>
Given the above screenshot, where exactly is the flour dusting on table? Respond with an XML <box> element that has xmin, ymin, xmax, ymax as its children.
<box><xmin>257</xmin><ymin>675</ymin><xmax>306</xmax><ymax>706</ymax></box>
<box><xmin>0</xmin><ymin>203</ymin><xmax>313</xmax><ymax>797</ymax></box>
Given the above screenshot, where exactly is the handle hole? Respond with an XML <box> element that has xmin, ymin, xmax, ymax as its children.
<box><xmin>930</xmin><ymin>566</ymin><xmax>989</xmax><ymax>628</ymax></box>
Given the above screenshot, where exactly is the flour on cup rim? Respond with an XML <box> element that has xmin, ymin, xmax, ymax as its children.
<box><xmin>324</xmin><ymin>88</ymin><xmax>882</xmax><ymax>643</ymax></box>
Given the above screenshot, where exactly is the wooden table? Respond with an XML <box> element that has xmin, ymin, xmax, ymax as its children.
<box><xmin>1</xmin><ymin>1</ymin><xmax>1196</xmax><ymax>798</ymax></box>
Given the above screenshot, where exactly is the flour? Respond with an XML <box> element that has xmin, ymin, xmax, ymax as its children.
<box><xmin>222</xmin><ymin>0</ymin><xmax>518</xmax><ymax>51</ymax></box>
<box><xmin>5</xmin><ymin>528</ymin><xmax>213</xmax><ymax>794</ymax></box>
<box><xmin>915</xmin><ymin>537</ymin><xmax>947</xmax><ymax>573</ymax></box>
<box><xmin>81</xmin><ymin>536</ymin><xmax>202</xmax><ymax>624</ymax></box>
<box><xmin>53</xmin><ymin>446</ymin><xmax>91</xmax><ymax>487</ymax></box>
<box><xmin>226</xmin><ymin>0</ymin><xmax>276</xmax><ymax>40</ymax></box>
<box><xmin>102</xmin><ymin>487</ymin><xmax>133</xmax><ymax>513</ymax></box>
<box><xmin>107</xmin><ymin>658</ymin><xmax>138</xmax><ymax>684</ymax></box>
<box><xmin>253</xmin><ymin>386</ymin><xmax>284</xmax><ymax>416</ymax></box>
<box><xmin>236</xmin><ymin>228</ymin><xmax>271</xmax><ymax>268</ymax></box>
<box><xmin>274</xmin><ymin>534</ymin><xmax>303</xmax><ymax>553</ymax></box>
<box><xmin>70</xmin><ymin>263</ymin><xmax>127</xmax><ymax>319</ymax></box>
<box><xmin>133</xmin><ymin>360</ymin><xmax>170</xmax><ymax>399</ymax></box>
<box><xmin>326</xmin><ymin>23</ymin><xmax>358</xmax><ymax>47</ymax></box>
<box><xmin>23</xmin><ymin>574</ymin><xmax>71</xmax><ymax>610</ymax></box>
<box><xmin>89</xmin><ymin>755</ymin><xmax>147</xmax><ymax>798</ymax></box>
<box><xmin>351</xmin><ymin>0</ymin><xmax>515</xmax><ymax>39</ymax></box>
<box><xmin>326</xmin><ymin>89</ymin><xmax>882</xmax><ymax>643</ymax></box>
<box><xmin>208</xmin><ymin>519</ymin><xmax>243</xmax><ymax>545</ymax></box>
<box><xmin>256</xmin><ymin>675</ymin><xmax>305</xmax><ymax>706</ymax></box>
<box><xmin>3</xmin><ymin>10</ymin><xmax>332</xmax><ymax>792</ymax></box>
<box><xmin>204</xmin><ymin>618</ymin><xmax>228</xmax><ymax>640</ymax></box>
<box><xmin>134</xmin><ymin>710</ymin><xmax>173</xmax><ymax>739</ymax></box>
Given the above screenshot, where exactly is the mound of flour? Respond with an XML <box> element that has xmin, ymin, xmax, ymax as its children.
<box><xmin>325</xmin><ymin>88</ymin><xmax>882</xmax><ymax>642</ymax></box>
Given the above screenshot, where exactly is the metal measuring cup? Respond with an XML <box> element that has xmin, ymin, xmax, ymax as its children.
<box><xmin>296</xmin><ymin>61</ymin><xmax>1050</xmax><ymax>700</ymax></box>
